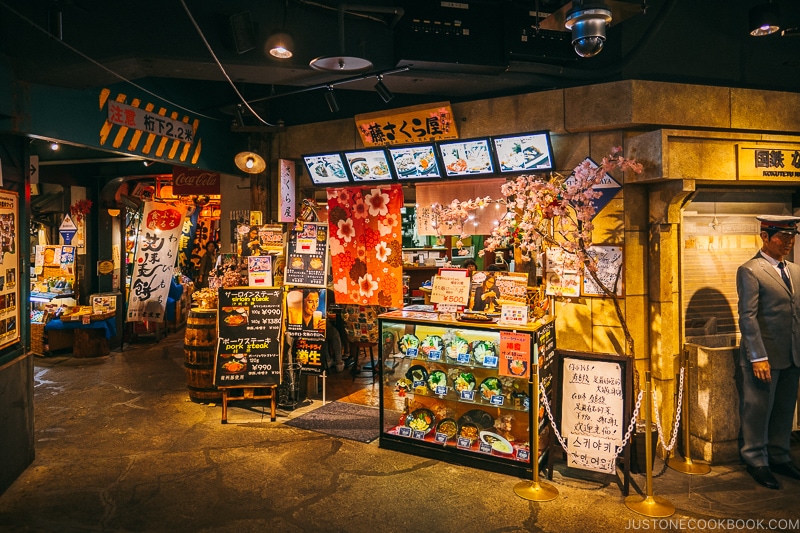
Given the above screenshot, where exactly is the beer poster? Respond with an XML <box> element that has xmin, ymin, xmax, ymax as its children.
<box><xmin>285</xmin><ymin>287</ymin><xmax>326</xmax><ymax>341</ymax></box>
<box><xmin>214</xmin><ymin>288</ymin><xmax>283</xmax><ymax>387</ymax></box>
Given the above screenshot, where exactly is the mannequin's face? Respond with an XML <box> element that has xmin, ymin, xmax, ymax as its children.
<box><xmin>761</xmin><ymin>231</ymin><xmax>795</xmax><ymax>261</ymax></box>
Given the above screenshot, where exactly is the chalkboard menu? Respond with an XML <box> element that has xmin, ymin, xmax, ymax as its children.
<box><xmin>555</xmin><ymin>350</ymin><xmax>631</xmax><ymax>475</ymax></box>
<box><xmin>284</xmin><ymin>221</ymin><xmax>329</xmax><ymax>288</ymax></box>
<box><xmin>214</xmin><ymin>288</ymin><xmax>283</xmax><ymax>387</ymax></box>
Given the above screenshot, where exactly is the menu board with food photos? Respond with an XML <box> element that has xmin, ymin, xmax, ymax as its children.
<box><xmin>437</xmin><ymin>138</ymin><xmax>495</xmax><ymax>177</ymax></box>
<box><xmin>343</xmin><ymin>148</ymin><xmax>395</xmax><ymax>183</ymax></box>
<box><xmin>0</xmin><ymin>190</ymin><xmax>18</xmax><ymax>350</ymax></box>
<box><xmin>492</xmin><ymin>131</ymin><xmax>554</xmax><ymax>174</ymax></box>
<box><xmin>303</xmin><ymin>152</ymin><xmax>350</xmax><ymax>186</ymax></box>
<box><xmin>388</xmin><ymin>144</ymin><xmax>442</xmax><ymax>180</ymax></box>
<box><xmin>214</xmin><ymin>288</ymin><xmax>283</xmax><ymax>387</ymax></box>
<box><xmin>283</xmin><ymin>221</ymin><xmax>329</xmax><ymax>288</ymax></box>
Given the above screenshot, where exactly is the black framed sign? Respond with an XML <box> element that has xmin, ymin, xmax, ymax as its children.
<box><xmin>437</xmin><ymin>137</ymin><xmax>495</xmax><ymax>177</ymax></box>
<box><xmin>303</xmin><ymin>152</ymin><xmax>351</xmax><ymax>186</ymax></box>
<box><xmin>491</xmin><ymin>130</ymin><xmax>554</xmax><ymax>174</ymax></box>
<box><xmin>387</xmin><ymin>143</ymin><xmax>443</xmax><ymax>181</ymax></box>
<box><xmin>214</xmin><ymin>288</ymin><xmax>283</xmax><ymax>387</ymax></box>
<box><xmin>343</xmin><ymin>148</ymin><xmax>396</xmax><ymax>183</ymax></box>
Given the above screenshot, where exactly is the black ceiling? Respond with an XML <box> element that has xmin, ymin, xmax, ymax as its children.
<box><xmin>2</xmin><ymin>0</ymin><xmax>800</xmax><ymax>139</ymax></box>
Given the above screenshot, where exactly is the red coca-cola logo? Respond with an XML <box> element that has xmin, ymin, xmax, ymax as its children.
<box><xmin>146</xmin><ymin>208</ymin><xmax>183</xmax><ymax>230</ymax></box>
<box><xmin>174</xmin><ymin>171</ymin><xmax>219</xmax><ymax>187</ymax></box>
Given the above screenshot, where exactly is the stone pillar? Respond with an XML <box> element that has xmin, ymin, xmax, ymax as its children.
<box><xmin>647</xmin><ymin>180</ymin><xmax>695</xmax><ymax>448</ymax></box>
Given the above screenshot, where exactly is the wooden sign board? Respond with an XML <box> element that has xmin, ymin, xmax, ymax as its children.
<box><xmin>355</xmin><ymin>102</ymin><xmax>459</xmax><ymax>147</ymax></box>
<box><xmin>737</xmin><ymin>144</ymin><xmax>800</xmax><ymax>181</ymax></box>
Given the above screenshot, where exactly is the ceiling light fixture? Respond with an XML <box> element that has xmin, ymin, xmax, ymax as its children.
<box><xmin>749</xmin><ymin>1</ymin><xmax>781</xmax><ymax>36</ymax></box>
<box><xmin>234</xmin><ymin>151</ymin><xmax>266</xmax><ymax>174</ymax></box>
<box><xmin>309</xmin><ymin>5</ymin><xmax>373</xmax><ymax>73</ymax></box>
<box><xmin>374</xmin><ymin>75</ymin><xmax>394</xmax><ymax>103</ymax></box>
<box><xmin>267</xmin><ymin>32</ymin><xmax>294</xmax><ymax>59</ymax></box>
<box><xmin>267</xmin><ymin>0</ymin><xmax>294</xmax><ymax>58</ymax></box>
<box><xmin>324</xmin><ymin>86</ymin><xmax>340</xmax><ymax>113</ymax></box>
<box><xmin>564</xmin><ymin>1</ymin><xmax>613</xmax><ymax>58</ymax></box>
<box><xmin>50</xmin><ymin>142</ymin><xmax>59</xmax><ymax>151</ymax></box>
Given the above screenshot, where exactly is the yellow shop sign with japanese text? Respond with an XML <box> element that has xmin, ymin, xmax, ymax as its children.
<box><xmin>737</xmin><ymin>144</ymin><xmax>800</xmax><ymax>181</ymax></box>
<box><xmin>355</xmin><ymin>102</ymin><xmax>459</xmax><ymax>146</ymax></box>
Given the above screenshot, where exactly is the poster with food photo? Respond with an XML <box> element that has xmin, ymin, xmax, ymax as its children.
<box><xmin>284</xmin><ymin>221</ymin><xmax>329</xmax><ymax>288</ymax></box>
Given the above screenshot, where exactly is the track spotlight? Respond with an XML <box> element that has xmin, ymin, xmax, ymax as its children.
<box><xmin>266</xmin><ymin>31</ymin><xmax>294</xmax><ymax>59</ymax></box>
<box><xmin>234</xmin><ymin>104</ymin><xmax>245</xmax><ymax>127</ymax></box>
<box><xmin>324</xmin><ymin>86</ymin><xmax>339</xmax><ymax>113</ymax></box>
<box><xmin>750</xmin><ymin>1</ymin><xmax>780</xmax><ymax>36</ymax></box>
<box><xmin>374</xmin><ymin>75</ymin><xmax>394</xmax><ymax>103</ymax></box>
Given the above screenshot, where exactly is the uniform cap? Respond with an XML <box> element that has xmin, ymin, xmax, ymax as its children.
<box><xmin>757</xmin><ymin>215</ymin><xmax>800</xmax><ymax>234</ymax></box>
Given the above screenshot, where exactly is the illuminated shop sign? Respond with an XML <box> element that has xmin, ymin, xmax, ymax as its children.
<box><xmin>737</xmin><ymin>144</ymin><xmax>800</xmax><ymax>181</ymax></box>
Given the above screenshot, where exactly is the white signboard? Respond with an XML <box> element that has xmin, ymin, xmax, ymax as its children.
<box><xmin>127</xmin><ymin>202</ymin><xmax>187</xmax><ymax>322</ymax></box>
<box><xmin>561</xmin><ymin>357</ymin><xmax>624</xmax><ymax>474</ymax></box>
<box><xmin>278</xmin><ymin>159</ymin><xmax>296</xmax><ymax>223</ymax></box>
<box><xmin>430</xmin><ymin>275</ymin><xmax>471</xmax><ymax>306</ymax></box>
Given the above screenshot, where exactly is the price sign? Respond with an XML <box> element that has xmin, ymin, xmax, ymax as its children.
<box><xmin>499</xmin><ymin>331</ymin><xmax>531</xmax><ymax>379</ymax></box>
<box><xmin>499</xmin><ymin>303</ymin><xmax>528</xmax><ymax>326</ymax></box>
<box><xmin>214</xmin><ymin>288</ymin><xmax>283</xmax><ymax>387</ymax></box>
<box><xmin>430</xmin><ymin>275</ymin><xmax>471</xmax><ymax>307</ymax></box>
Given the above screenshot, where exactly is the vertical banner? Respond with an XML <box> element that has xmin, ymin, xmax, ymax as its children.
<box><xmin>126</xmin><ymin>201</ymin><xmax>187</xmax><ymax>322</ymax></box>
<box><xmin>0</xmin><ymin>191</ymin><xmax>19</xmax><ymax>349</ymax></box>
<box><xmin>326</xmin><ymin>184</ymin><xmax>404</xmax><ymax>307</ymax></box>
<box><xmin>178</xmin><ymin>205</ymin><xmax>199</xmax><ymax>276</ymax></box>
<box><xmin>284</xmin><ymin>221</ymin><xmax>329</xmax><ymax>288</ymax></box>
<box><xmin>215</xmin><ymin>288</ymin><xmax>283</xmax><ymax>387</ymax></box>
<box><xmin>278</xmin><ymin>159</ymin><xmax>296</xmax><ymax>222</ymax></box>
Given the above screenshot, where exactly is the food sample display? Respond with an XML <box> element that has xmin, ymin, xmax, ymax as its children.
<box><xmin>378</xmin><ymin>310</ymin><xmax>556</xmax><ymax>477</ymax></box>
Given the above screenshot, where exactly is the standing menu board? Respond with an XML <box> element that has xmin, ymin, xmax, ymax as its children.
<box><xmin>284</xmin><ymin>221</ymin><xmax>329</xmax><ymax>288</ymax></box>
<box><xmin>554</xmin><ymin>350</ymin><xmax>632</xmax><ymax>477</ymax></box>
<box><xmin>214</xmin><ymin>288</ymin><xmax>283</xmax><ymax>387</ymax></box>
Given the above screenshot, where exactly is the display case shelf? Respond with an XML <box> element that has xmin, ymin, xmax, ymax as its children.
<box><xmin>378</xmin><ymin>310</ymin><xmax>555</xmax><ymax>478</ymax></box>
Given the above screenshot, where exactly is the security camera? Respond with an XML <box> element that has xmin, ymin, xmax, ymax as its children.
<box><xmin>565</xmin><ymin>3</ymin><xmax>612</xmax><ymax>58</ymax></box>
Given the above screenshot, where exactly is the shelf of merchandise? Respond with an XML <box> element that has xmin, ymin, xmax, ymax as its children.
<box><xmin>378</xmin><ymin>310</ymin><xmax>555</xmax><ymax>478</ymax></box>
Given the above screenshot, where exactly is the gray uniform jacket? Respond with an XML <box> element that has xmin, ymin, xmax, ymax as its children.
<box><xmin>737</xmin><ymin>253</ymin><xmax>800</xmax><ymax>369</ymax></box>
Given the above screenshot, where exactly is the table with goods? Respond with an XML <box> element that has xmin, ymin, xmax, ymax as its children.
<box><xmin>378</xmin><ymin>309</ymin><xmax>555</xmax><ymax>477</ymax></box>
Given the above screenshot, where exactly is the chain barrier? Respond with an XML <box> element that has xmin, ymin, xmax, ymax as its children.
<box><xmin>539</xmin><ymin>380</ymin><xmax>645</xmax><ymax>461</ymax></box>
<box><xmin>652</xmin><ymin>367</ymin><xmax>685</xmax><ymax>453</ymax></box>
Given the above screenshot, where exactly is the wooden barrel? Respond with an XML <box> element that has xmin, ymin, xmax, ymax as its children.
<box><xmin>184</xmin><ymin>308</ymin><xmax>221</xmax><ymax>402</ymax></box>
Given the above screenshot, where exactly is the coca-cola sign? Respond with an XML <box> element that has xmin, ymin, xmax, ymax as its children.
<box><xmin>172</xmin><ymin>166</ymin><xmax>221</xmax><ymax>195</ymax></box>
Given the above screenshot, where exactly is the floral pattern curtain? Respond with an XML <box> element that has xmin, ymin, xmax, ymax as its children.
<box><xmin>327</xmin><ymin>184</ymin><xmax>404</xmax><ymax>308</ymax></box>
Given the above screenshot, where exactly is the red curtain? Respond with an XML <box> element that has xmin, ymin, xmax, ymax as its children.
<box><xmin>326</xmin><ymin>184</ymin><xmax>404</xmax><ymax>308</ymax></box>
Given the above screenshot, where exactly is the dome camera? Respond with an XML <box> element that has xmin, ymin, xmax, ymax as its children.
<box><xmin>565</xmin><ymin>5</ymin><xmax>612</xmax><ymax>58</ymax></box>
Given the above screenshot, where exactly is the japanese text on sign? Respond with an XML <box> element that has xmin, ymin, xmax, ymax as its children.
<box><xmin>355</xmin><ymin>102</ymin><xmax>459</xmax><ymax>147</ymax></box>
<box><xmin>737</xmin><ymin>145</ymin><xmax>800</xmax><ymax>180</ymax></box>
<box><xmin>499</xmin><ymin>331</ymin><xmax>531</xmax><ymax>379</ymax></box>
<box><xmin>561</xmin><ymin>357</ymin><xmax>624</xmax><ymax>474</ymax></box>
<box><xmin>214</xmin><ymin>288</ymin><xmax>283</xmax><ymax>387</ymax></box>
<box><xmin>430</xmin><ymin>275</ymin><xmax>471</xmax><ymax>306</ymax></box>
<box><xmin>107</xmin><ymin>102</ymin><xmax>194</xmax><ymax>142</ymax></box>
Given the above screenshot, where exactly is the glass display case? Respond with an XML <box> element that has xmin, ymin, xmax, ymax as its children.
<box><xmin>378</xmin><ymin>309</ymin><xmax>555</xmax><ymax>477</ymax></box>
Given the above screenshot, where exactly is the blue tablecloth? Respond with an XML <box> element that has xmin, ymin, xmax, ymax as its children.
<box><xmin>45</xmin><ymin>317</ymin><xmax>117</xmax><ymax>339</ymax></box>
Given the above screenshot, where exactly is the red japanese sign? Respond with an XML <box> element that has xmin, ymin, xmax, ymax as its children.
<box><xmin>172</xmin><ymin>166</ymin><xmax>221</xmax><ymax>195</ymax></box>
<box><xmin>146</xmin><ymin>207</ymin><xmax>183</xmax><ymax>231</ymax></box>
<box><xmin>499</xmin><ymin>331</ymin><xmax>531</xmax><ymax>379</ymax></box>
<box><xmin>354</xmin><ymin>102</ymin><xmax>459</xmax><ymax>147</ymax></box>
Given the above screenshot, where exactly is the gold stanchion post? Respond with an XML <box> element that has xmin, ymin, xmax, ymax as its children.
<box><xmin>514</xmin><ymin>362</ymin><xmax>558</xmax><ymax>502</ymax></box>
<box><xmin>625</xmin><ymin>371</ymin><xmax>675</xmax><ymax>517</ymax></box>
<box><xmin>668</xmin><ymin>355</ymin><xmax>710</xmax><ymax>475</ymax></box>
